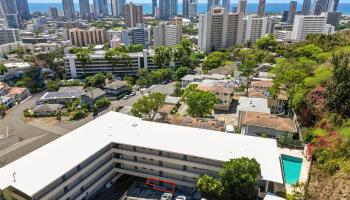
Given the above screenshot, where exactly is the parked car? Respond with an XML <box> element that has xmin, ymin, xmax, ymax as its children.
<box><xmin>122</xmin><ymin>95</ymin><xmax>129</xmax><ymax>100</ymax></box>
<box><xmin>175</xmin><ymin>195</ymin><xmax>186</xmax><ymax>200</ymax></box>
<box><xmin>161</xmin><ymin>193</ymin><xmax>173</xmax><ymax>200</ymax></box>
<box><xmin>130</xmin><ymin>91</ymin><xmax>136</xmax><ymax>96</ymax></box>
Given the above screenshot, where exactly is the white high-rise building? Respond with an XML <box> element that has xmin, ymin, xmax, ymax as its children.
<box><xmin>291</xmin><ymin>14</ymin><xmax>329</xmax><ymax>41</ymax></box>
<box><xmin>153</xmin><ymin>17</ymin><xmax>183</xmax><ymax>47</ymax></box>
<box><xmin>276</xmin><ymin>30</ymin><xmax>292</xmax><ymax>41</ymax></box>
<box><xmin>198</xmin><ymin>8</ymin><xmax>243</xmax><ymax>52</ymax></box>
<box><xmin>242</xmin><ymin>15</ymin><xmax>274</xmax><ymax>43</ymax></box>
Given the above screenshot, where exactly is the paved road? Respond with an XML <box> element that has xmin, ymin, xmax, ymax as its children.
<box><xmin>0</xmin><ymin>92</ymin><xmax>53</xmax><ymax>139</ymax></box>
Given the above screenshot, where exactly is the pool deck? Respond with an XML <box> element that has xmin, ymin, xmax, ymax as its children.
<box><xmin>278</xmin><ymin>147</ymin><xmax>311</xmax><ymax>194</ymax></box>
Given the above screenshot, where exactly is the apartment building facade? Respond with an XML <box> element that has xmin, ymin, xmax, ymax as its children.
<box><xmin>124</xmin><ymin>3</ymin><xmax>143</xmax><ymax>28</ymax></box>
<box><xmin>67</xmin><ymin>27</ymin><xmax>107</xmax><ymax>46</ymax></box>
<box><xmin>291</xmin><ymin>14</ymin><xmax>331</xmax><ymax>41</ymax></box>
<box><xmin>64</xmin><ymin>49</ymin><xmax>159</xmax><ymax>78</ymax></box>
<box><xmin>153</xmin><ymin>18</ymin><xmax>183</xmax><ymax>47</ymax></box>
<box><xmin>198</xmin><ymin>8</ymin><xmax>243</xmax><ymax>52</ymax></box>
<box><xmin>0</xmin><ymin>112</ymin><xmax>284</xmax><ymax>200</ymax></box>
<box><xmin>242</xmin><ymin>15</ymin><xmax>274</xmax><ymax>43</ymax></box>
<box><xmin>0</xmin><ymin>28</ymin><xmax>20</xmax><ymax>45</ymax></box>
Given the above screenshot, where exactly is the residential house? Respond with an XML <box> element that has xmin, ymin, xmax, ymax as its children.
<box><xmin>81</xmin><ymin>88</ymin><xmax>106</xmax><ymax>107</ymax></box>
<box><xmin>39</xmin><ymin>87</ymin><xmax>84</xmax><ymax>104</ymax></box>
<box><xmin>31</xmin><ymin>104</ymin><xmax>63</xmax><ymax>117</ymax></box>
<box><xmin>238</xmin><ymin>111</ymin><xmax>298</xmax><ymax>139</ymax></box>
<box><xmin>6</xmin><ymin>87</ymin><xmax>30</xmax><ymax>101</ymax></box>
<box><xmin>104</xmin><ymin>81</ymin><xmax>130</xmax><ymax>97</ymax></box>
<box><xmin>0</xmin><ymin>82</ymin><xmax>10</xmax><ymax>95</ymax></box>
<box><xmin>160</xmin><ymin>95</ymin><xmax>181</xmax><ymax>115</ymax></box>
<box><xmin>249</xmin><ymin>80</ymin><xmax>288</xmax><ymax>113</ymax></box>
<box><xmin>0</xmin><ymin>62</ymin><xmax>31</xmax><ymax>81</ymax></box>
<box><xmin>181</xmin><ymin>74</ymin><xmax>226</xmax><ymax>88</ymax></box>
<box><xmin>0</xmin><ymin>96</ymin><xmax>14</xmax><ymax>108</ymax></box>
<box><xmin>196</xmin><ymin>80</ymin><xmax>235</xmax><ymax>111</ymax></box>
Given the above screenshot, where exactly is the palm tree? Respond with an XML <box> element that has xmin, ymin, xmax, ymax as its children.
<box><xmin>76</xmin><ymin>48</ymin><xmax>92</xmax><ymax>77</ymax></box>
<box><xmin>0</xmin><ymin>64</ymin><xmax>8</xmax><ymax>75</ymax></box>
<box><xmin>105</xmin><ymin>48</ymin><xmax>119</xmax><ymax>76</ymax></box>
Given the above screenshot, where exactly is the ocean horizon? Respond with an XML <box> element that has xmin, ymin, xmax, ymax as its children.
<box><xmin>29</xmin><ymin>3</ymin><xmax>350</xmax><ymax>15</ymax></box>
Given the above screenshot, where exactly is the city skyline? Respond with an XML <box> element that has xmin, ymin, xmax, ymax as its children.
<box><xmin>25</xmin><ymin>0</ymin><xmax>350</xmax><ymax>4</ymax></box>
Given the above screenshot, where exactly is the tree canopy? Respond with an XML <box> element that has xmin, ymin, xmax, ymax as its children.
<box><xmin>220</xmin><ymin>157</ymin><xmax>261</xmax><ymax>200</ymax></box>
<box><xmin>326</xmin><ymin>52</ymin><xmax>350</xmax><ymax>117</ymax></box>
<box><xmin>131</xmin><ymin>92</ymin><xmax>166</xmax><ymax>121</ymax></box>
<box><xmin>181</xmin><ymin>84</ymin><xmax>216</xmax><ymax>117</ymax></box>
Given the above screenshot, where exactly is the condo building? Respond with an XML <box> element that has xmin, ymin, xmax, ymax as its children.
<box><xmin>198</xmin><ymin>8</ymin><xmax>243</xmax><ymax>52</ymax></box>
<box><xmin>124</xmin><ymin>3</ymin><xmax>143</xmax><ymax>28</ymax></box>
<box><xmin>0</xmin><ymin>112</ymin><xmax>284</xmax><ymax>200</ymax></box>
<box><xmin>67</xmin><ymin>27</ymin><xmax>107</xmax><ymax>47</ymax></box>
<box><xmin>242</xmin><ymin>15</ymin><xmax>274</xmax><ymax>43</ymax></box>
<box><xmin>0</xmin><ymin>27</ymin><xmax>20</xmax><ymax>45</ymax></box>
<box><xmin>64</xmin><ymin>49</ymin><xmax>158</xmax><ymax>78</ymax></box>
<box><xmin>291</xmin><ymin>14</ymin><xmax>331</xmax><ymax>41</ymax></box>
<box><xmin>153</xmin><ymin>17</ymin><xmax>183</xmax><ymax>47</ymax></box>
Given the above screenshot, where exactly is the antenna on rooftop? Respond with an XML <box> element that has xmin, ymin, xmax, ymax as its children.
<box><xmin>12</xmin><ymin>172</ymin><xmax>16</xmax><ymax>182</ymax></box>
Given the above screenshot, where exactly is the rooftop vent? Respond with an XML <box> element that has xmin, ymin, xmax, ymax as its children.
<box><xmin>131</xmin><ymin>123</ymin><xmax>138</xmax><ymax>127</ymax></box>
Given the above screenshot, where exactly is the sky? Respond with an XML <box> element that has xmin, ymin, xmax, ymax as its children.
<box><xmin>27</xmin><ymin>0</ymin><xmax>350</xmax><ymax>4</ymax></box>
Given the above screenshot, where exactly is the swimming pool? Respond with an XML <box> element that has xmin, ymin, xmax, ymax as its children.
<box><xmin>281</xmin><ymin>154</ymin><xmax>303</xmax><ymax>185</ymax></box>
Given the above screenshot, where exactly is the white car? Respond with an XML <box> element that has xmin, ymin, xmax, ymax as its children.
<box><xmin>175</xmin><ymin>195</ymin><xmax>186</xmax><ymax>200</ymax></box>
<box><xmin>161</xmin><ymin>193</ymin><xmax>173</xmax><ymax>200</ymax></box>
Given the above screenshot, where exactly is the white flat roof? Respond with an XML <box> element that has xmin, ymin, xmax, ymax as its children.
<box><xmin>0</xmin><ymin>112</ymin><xmax>283</xmax><ymax>196</ymax></box>
<box><xmin>237</xmin><ymin>97</ymin><xmax>271</xmax><ymax>114</ymax></box>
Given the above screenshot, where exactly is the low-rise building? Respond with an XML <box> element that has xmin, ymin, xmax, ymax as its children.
<box><xmin>104</xmin><ymin>81</ymin><xmax>129</xmax><ymax>96</ymax></box>
<box><xmin>249</xmin><ymin>80</ymin><xmax>288</xmax><ymax>113</ymax></box>
<box><xmin>31</xmin><ymin>104</ymin><xmax>63</xmax><ymax>117</ymax></box>
<box><xmin>0</xmin><ymin>96</ymin><xmax>14</xmax><ymax>108</ymax></box>
<box><xmin>64</xmin><ymin>49</ymin><xmax>161</xmax><ymax>79</ymax></box>
<box><xmin>181</xmin><ymin>74</ymin><xmax>226</xmax><ymax>88</ymax></box>
<box><xmin>0</xmin><ymin>62</ymin><xmax>31</xmax><ymax>81</ymax></box>
<box><xmin>5</xmin><ymin>87</ymin><xmax>30</xmax><ymax>101</ymax></box>
<box><xmin>238</xmin><ymin>111</ymin><xmax>298</xmax><ymax>139</ymax></box>
<box><xmin>196</xmin><ymin>80</ymin><xmax>234</xmax><ymax>111</ymax></box>
<box><xmin>39</xmin><ymin>87</ymin><xmax>84</xmax><ymax>104</ymax></box>
<box><xmin>81</xmin><ymin>88</ymin><xmax>106</xmax><ymax>107</ymax></box>
<box><xmin>0</xmin><ymin>112</ymin><xmax>284</xmax><ymax>200</ymax></box>
<box><xmin>0</xmin><ymin>82</ymin><xmax>10</xmax><ymax>96</ymax></box>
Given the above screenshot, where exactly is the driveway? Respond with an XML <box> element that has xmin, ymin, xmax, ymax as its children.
<box><xmin>0</xmin><ymin>92</ymin><xmax>53</xmax><ymax>139</ymax></box>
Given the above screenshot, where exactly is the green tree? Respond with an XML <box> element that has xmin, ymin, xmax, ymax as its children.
<box><xmin>219</xmin><ymin>157</ymin><xmax>261</xmax><ymax>200</ymax></box>
<box><xmin>203</xmin><ymin>51</ymin><xmax>230</xmax><ymax>71</ymax></box>
<box><xmin>181</xmin><ymin>84</ymin><xmax>216</xmax><ymax>117</ymax></box>
<box><xmin>124</xmin><ymin>76</ymin><xmax>136</xmax><ymax>85</ymax></box>
<box><xmin>131</xmin><ymin>93</ymin><xmax>166</xmax><ymax>120</ymax></box>
<box><xmin>256</xmin><ymin>34</ymin><xmax>278</xmax><ymax>52</ymax></box>
<box><xmin>0</xmin><ymin>104</ymin><xmax>7</xmax><ymax>117</ymax></box>
<box><xmin>105</xmin><ymin>48</ymin><xmax>121</xmax><ymax>74</ymax></box>
<box><xmin>152</xmin><ymin>46</ymin><xmax>173</xmax><ymax>68</ymax></box>
<box><xmin>76</xmin><ymin>48</ymin><xmax>92</xmax><ymax>76</ymax></box>
<box><xmin>296</xmin><ymin>44</ymin><xmax>323</xmax><ymax>59</ymax></box>
<box><xmin>173</xmin><ymin>82</ymin><xmax>183</xmax><ymax>97</ymax></box>
<box><xmin>326</xmin><ymin>52</ymin><xmax>350</xmax><ymax>117</ymax></box>
<box><xmin>94</xmin><ymin>97</ymin><xmax>111</xmax><ymax>111</ymax></box>
<box><xmin>0</xmin><ymin>64</ymin><xmax>7</xmax><ymax>75</ymax></box>
<box><xmin>196</xmin><ymin>175</ymin><xmax>223</xmax><ymax>200</ymax></box>
<box><xmin>47</xmin><ymin>80</ymin><xmax>60</xmax><ymax>91</ymax></box>
<box><xmin>237</xmin><ymin>59</ymin><xmax>258</xmax><ymax>96</ymax></box>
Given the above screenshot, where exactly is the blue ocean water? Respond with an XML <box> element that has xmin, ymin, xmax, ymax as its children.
<box><xmin>29</xmin><ymin>3</ymin><xmax>350</xmax><ymax>15</ymax></box>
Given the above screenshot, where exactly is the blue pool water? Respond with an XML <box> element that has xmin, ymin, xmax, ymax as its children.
<box><xmin>281</xmin><ymin>154</ymin><xmax>303</xmax><ymax>185</ymax></box>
